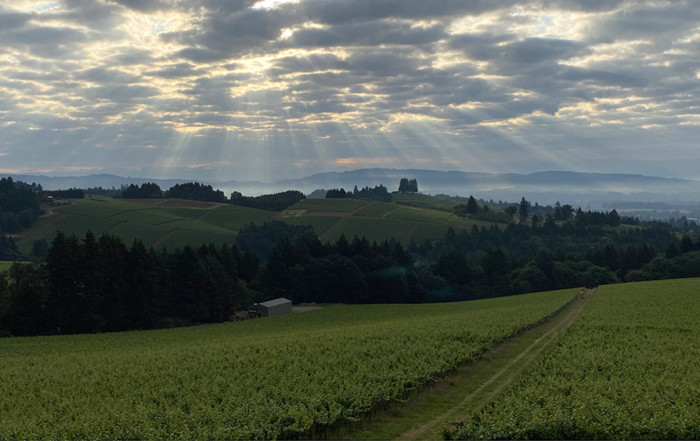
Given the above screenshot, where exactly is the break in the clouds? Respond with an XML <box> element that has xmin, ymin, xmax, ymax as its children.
<box><xmin>0</xmin><ymin>0</ymin><xmax>699</xmax><ymax>182</ymax></box>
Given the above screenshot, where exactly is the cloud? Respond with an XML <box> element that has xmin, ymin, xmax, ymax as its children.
<box><xmin>0</xmin><ymin>0</ymin><xmax>699</xmax><ymax>182</ymax></box>
<box><xmin>282</xmin><ymin>20</ymin><xmax>446</xmax><ymax>48</ymax></box>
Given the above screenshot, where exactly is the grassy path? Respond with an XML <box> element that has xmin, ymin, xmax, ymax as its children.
<box><xmin>336</xmin><ymin>289</ymin><xmax>593</xmax><ymax>441</ymax></box>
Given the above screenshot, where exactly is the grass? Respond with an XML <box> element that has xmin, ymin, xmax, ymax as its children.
<box><xmin>16</xmin><ymin>196</ymin><xmax>271</xmax><ymax>253</ymax></box>
<box><xmin>289</xmin><ymin>198</ymin><xmax>371</xmax><ymax>212</ymax></box>
<box><xmin>15</xmin><ymin>194</ymin><xmax>503</xmax><ymax>254</ymax></box>
<box><xmin>283</xmin><ymin>197</ymin><xmax>499</xmax><ymax>245</ymax></box>
<box><xmin>0</xmin><ymin>261</ymin><xmax>15</xmax><ymax>273</ymax></box>
<box><xmin>391</xmin><ymin>193</ymin><xmax>460</xmax><ymax>212</ymax></box>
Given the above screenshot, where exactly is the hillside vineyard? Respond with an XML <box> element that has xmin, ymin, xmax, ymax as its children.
<box><xmin>0</xmin><ymin>290</ymin><xmax>575</xmax><ymax>439</ymax></box>
<box><xmin>447</xmin><ymin>278</ymin><xmax>700</xmax><ymax>440</ymax></box>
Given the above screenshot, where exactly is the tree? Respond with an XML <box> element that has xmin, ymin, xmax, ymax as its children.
<box><xmin>398</xmin><ymin>178</ymin><xmax>418</xmax><ymax>193</ymax></box>
<box><xmin>519</xmin><ymin>197</ymin><xmax>530</xmax><ymax>222</ymax></box>
<box><xmin>466</xmin><ymin>196</ymin><xmax>479</xmax><ymax>215</ymax></box>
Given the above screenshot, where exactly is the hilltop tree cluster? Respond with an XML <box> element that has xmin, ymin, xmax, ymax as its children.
<box><xmin>325</xmin><ymin>185</ymin><xmax>391</xmax><ymax>202</ymax></box>
<box><xmin>230</xmin><ymin>190</ymin><xmax>306</xmax><ymax>211</ymax></box>
<box><xmin>121</xmin><ymin>182</ymin><xmax>305</xmax><ymax>210</ymax></box>
<box><xmin>398</xmin><ymin>178</ymin><xmax>418</xmax><ymax>193</ymax></box>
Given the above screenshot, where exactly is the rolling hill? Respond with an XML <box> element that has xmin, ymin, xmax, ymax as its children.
<box><xmin>14</xmin><ymin>193</ymin><xmax>496</xmax><ymax>254</ymax></box>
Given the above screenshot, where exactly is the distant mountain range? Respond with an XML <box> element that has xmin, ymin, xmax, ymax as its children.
<box><xmin>8</xmin><ymin>169</ymin><xmax>700</xmax><ymax>208</ymax></box>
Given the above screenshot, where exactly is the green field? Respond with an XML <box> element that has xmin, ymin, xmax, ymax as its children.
<box><xmin>391</xmin><ymin>193</ymin><xmax>460</xmax><ymax>211</ymax></box>
<box><xmin>14</xmin><ymin>195</ymin><xmax>497</xmax><ymax>253</ymax></box>
<box><xmin>0</xmin><ymin>289</ymin><xmax>576</xmax><ymax>440</ymax></box>
<box><xmin>281</xmin><ymin>197</ymin><xmax>494</xmax><ymax>244</ymax></box>
<box><xmin>448</xmin><ymin>278</ymin><xmax>700</xmax><ymax>440</ymax></box>
<box><xmin>16</xmin><ymin>196</ymin><xmax>271</xmax><ymax>254</ymax></box>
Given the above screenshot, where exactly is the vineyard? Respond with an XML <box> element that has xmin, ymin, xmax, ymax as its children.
<box><xmin>446</xmin><ymin>278</ymin><xmax>700</xmax><ymax>440</ymax></box>
<box><xmin>0</xmin><ymin>289</ymin><xmax>575</xmax><ymax>440</ymax></box>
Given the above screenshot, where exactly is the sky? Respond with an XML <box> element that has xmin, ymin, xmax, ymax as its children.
<box><xmin>0</xmin><ymin>0</ymin><xmax>698</xmax><ymax>182</ymax></box>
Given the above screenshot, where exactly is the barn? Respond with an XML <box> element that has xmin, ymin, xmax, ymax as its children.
<box><xmin>253</xmin><ymin>298</ymin><xmax>293</xmax><ymax>317</ymax></box>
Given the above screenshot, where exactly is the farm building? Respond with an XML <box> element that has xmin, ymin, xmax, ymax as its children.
<box><xmin>252</xmin><ymin>298</ymin><xmax>292</xmax><ymax>317</ymax></box>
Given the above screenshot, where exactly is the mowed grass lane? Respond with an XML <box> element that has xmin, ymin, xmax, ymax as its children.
<box><xmin>0</xmin><ymin>290</ymin><xmax>576</xmax><ymax>440</ymax></box>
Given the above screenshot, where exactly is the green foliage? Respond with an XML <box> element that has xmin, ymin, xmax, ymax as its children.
<box><xmin>453</xmin><ymin>196</ymin><xmax>512</xmax><ymax>223</ymax></box>
<box><xmin>230</xmin><ymin>190</ymin><xmax>305</xmax><ymax>211</ymax></box>
<box><xmin>398</xmin><ymin>178</ymin><xmax>418</xmax><ymax>193</ymax></box>
<box><xmin>1</xmin><ymin>231</ymin><xmax>251</xmax><ymax>336</ymax></box>
<box><xmin>121</xmin><ymin>182</ymin><xmax>163</xmax><ymax>199</ymax></box>
<box><xmin>447</xmin><ymin>278</ymin><xmax>700</xmax><ymax>440</ymax></box>
<box><xmin>326</xmin><ymin>185</ymin><xmax>392</xmax><ymax>202</ymax></box>
<box><xmin>0</xmin><ymin>177</ymin><xmax>41</xmax><ymax>237</ymax></box>
<box><xmin>0</xmin><ymin>289</ymin><xmax>575</xmax><ymax>440</ymax></box>
<box><xmin>166</xmin><ymin>182</ymin><xmax>226</xmax><ymax>203</ymax></box>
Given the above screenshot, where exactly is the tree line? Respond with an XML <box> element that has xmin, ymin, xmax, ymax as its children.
<box><xmin>0</xmin><ymin>231</ymin><xmax>252</xmax><ymax>336</ymax></box>
<box><xmin>0</xmin><ymin>177</ymin><xmax>41</xmax><ymax>235</ymax></box>
<box><xmin>325</xmin><ymin>184</ymin><xmax>392</xmax><ymax>202</ymax></box>
<box><xmin>121</xmin><ymin>182</ymin><xmax>227</xmax><ymax>202</ymax></box>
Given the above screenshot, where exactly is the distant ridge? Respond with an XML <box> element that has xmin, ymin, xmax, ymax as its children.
<box><xmin>5</xmin><ymin>169</ymin><xmax>699</xmax><ymax>206</ymax></box>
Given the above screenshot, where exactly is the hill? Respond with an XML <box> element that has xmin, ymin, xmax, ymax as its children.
<box><xmin>281</xmin><ymin>195</ymin><xmax>492</xmax><ymax>244</ymax></box>
<box><xmin>15</xmin><ymin>196</ymin><xmax>271</xmax><ymax>254</ymax></box>
<box><xmin>14</xmin><ymin>194</ymin><xmax>497</xmax><ymax>254</ymax></box>
<box><xmin>10</xmin><ymin>169</ymin><xmax>700</xmax><ymax>208</ymax></box>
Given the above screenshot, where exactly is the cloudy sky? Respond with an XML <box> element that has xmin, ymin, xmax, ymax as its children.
<box><xmin>0</xmin><ymin>0</ymin><xmax>698</xmax><ymax>182</ymax></box>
